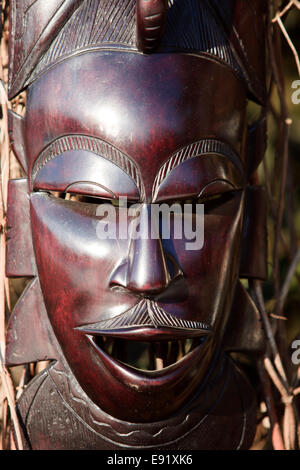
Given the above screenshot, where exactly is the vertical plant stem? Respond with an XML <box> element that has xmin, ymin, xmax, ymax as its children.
<box><xmin>258</xmin><ymin>360</ymin><xmax>285</xmax><ymax>450</ymax></box>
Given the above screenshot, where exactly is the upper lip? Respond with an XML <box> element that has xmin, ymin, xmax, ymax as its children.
<box><xmin>75</xmin><ymin>298</ymin><xmax>212</xmax><ymax>338</ymax></box>
<box><xmin>77</xmin><ymin>325</ymin><xmax>210</xmax><ymax>341</ymax></box>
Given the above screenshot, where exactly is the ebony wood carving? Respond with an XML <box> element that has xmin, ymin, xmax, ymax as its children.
<box><xmin>6</xmin><ymin>0</ymin><xmax>268</xmax><ymax>450</ymax></box>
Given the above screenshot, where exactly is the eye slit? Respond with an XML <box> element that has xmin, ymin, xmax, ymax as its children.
<box><xmin>197</xmin><ymin>191</ymin><xmax>233</xmax><ymax>204</ymax></box>
<box><xmin>197</xmin><ymin>189</ymin><xmax>242</xmax><ymax>209</ymax></box>
<box><xmin>43</xmin><ymin>191</ymin><xmax>110</xmax><ymax>205</ymax></box>
<box><xmin>198</xmin><ymin>179</ymin><xmax>236</xmax><ymax>201</ymax></box>
<box><xmin>159</xmin><ymin>192</ymin><xmax>237</xmax><ymax>210</ymax></box>
<box><xmin>43</xmin><ymin>191</ymin><xmax>137</xmax><ymax>207</ymax></box>
<box><xmin>65</xmin><ymin>193</ymin><xmax>108</xmax><ymax>205</ymax></box>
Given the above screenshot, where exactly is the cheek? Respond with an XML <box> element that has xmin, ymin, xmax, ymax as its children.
<box><xmin>163</xmin><ymin>196</ymin><xmax>244</xmax><ymax>326</ymax></box>
<box><xmin>30</xmin><ymin>195</ymin><xmax>134</xmax><ymax>332</ymax></box>
<box><xmin>172</xmin><ymin>196</ymin><xmax>243</xmax><ymax>268</ymax></box>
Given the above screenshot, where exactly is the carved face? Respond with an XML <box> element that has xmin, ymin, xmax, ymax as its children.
<box><xmin>25</xmin><ymin>51</ymin><xmax>247</xmax><ymax>422</ymax></box>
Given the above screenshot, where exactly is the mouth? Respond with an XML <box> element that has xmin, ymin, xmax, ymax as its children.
<box><xmin>76</xmin><ymin>326</ymin><xmax>211</xmax><ymax>421</ymax></box>
<box><xmin>94</xmin><ymin>336</ymin><xmax>205</xmax><ymax>371</ymax></box>
<box><xmin>89</xmin><ymin>331</ymin><xmax>206</xmax><ymax>371</ymax></box>
<box><xmin>77</xmin><ymin>301</ymin><xmax>211</xmax><ymax>374</ymax></box>
<box><xmin>74</xmin><ymin>305</ymin><xmax>212</xmax><ymax>420</ymax></box>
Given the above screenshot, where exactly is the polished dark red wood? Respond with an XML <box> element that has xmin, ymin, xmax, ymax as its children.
<box><xmin>6</xmin><ymin>0</ymin><xmax>268</xmax><ymax>450</ymax></box>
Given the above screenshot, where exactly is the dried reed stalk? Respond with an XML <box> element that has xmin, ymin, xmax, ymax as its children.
<box><xmin>0</xmin><ymin>2</ymin><xmax>23</xmax><ymax>450</ymax></box>
<box><xmin>254</xmin><ymin>0</ymin><xmax>300</xmax><ymax>451</ymax></box>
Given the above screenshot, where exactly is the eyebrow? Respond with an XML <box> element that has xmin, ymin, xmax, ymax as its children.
<box><xmin>31</xmin><ymin>135</ymin><xmax>145</xmax><ymax>200</ymax></box>
<box><xmin>152</xmin><ymin>139</ymin><xmax>244</xmax><ymax>199</ymax></box>
<box><xmin>32</xmin><ymin>136</ymin><xmax>243</xmax><ymax>202</ymax></box>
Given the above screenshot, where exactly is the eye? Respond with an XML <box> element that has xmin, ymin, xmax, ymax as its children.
<box><xmin>197</xmin><ymin>190</ymin><xmax>237</xmax><ymax>205</ymax></box>
<box><xmin>42</xmin><ymin>190</ymin><xmax>110</xmax><ymax>205</ymax></box>
<box><xmin>169</xmin><ymin>190</ymin><xmax>241</xmax><ymax>216</ymax></box>
<box><xmin>68</xmin><ymin>193</ymin><xmax>122</xmax><ymax>205</ymax></box>
<box><xmin>43</xmin><ymin>191</ymin><xmax>136</xmax><ymax>207</ymax></box>
<box><xmin>155</xmin><ymin>190</ymin><xmax>239</xmax><ymax>215</ymax></box>
<box><xmin>195</xmin><ymin>179</ymin><xmax>242</xmax><ymax>211</ymax></box>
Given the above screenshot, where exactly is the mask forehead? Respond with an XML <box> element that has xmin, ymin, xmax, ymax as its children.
<box><xmin>25</xmin><ymin>51</ymin><xmax>247</xmax><ymax>195</ymax></box>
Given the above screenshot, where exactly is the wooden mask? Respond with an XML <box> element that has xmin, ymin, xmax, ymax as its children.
<box><xmin>6</xmin><ymin>0</ymin><xmax>268</xmax><ymax>450</ymax></box>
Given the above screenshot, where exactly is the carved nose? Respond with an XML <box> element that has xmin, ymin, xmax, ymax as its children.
<box><xmin>110</xmin><ymin>204</ymin><xmax>173</xmax><ymax>297</ymax></box>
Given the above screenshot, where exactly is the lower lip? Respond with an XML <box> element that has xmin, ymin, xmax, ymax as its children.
<box><xmin>79</xmin><ymin>326</ymin><xmax>209</xmax><ymax>341</ymax></box>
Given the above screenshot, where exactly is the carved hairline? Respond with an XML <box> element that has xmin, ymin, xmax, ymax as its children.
<box><xmin>25</xmin><ymin>47</ymin><xmax>248</xmax><ymax>97</ymax></box>
<box><xmin>8</xmin><ymin>0</ymin><xmax>266</xmax><ymax>103</ymax></box>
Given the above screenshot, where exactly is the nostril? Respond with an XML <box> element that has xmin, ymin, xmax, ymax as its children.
<box><xmin>109</xmin><ymin>260</ymin><xmax>128</xmax><ymax>289</ymax></box>
<box><xmin>109</xmin><ymin>284</ymin><xmax>140</xmax><ymax>300</ymax></box>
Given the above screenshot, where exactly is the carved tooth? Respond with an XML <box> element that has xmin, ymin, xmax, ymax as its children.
<box><xmin>180</xmin><ymin>340</ymin><xmax>186</xmax><ymax>359</ymax></box>
<box><xmin>112</xmin><ymin>338</ymin><xmax>122</xmax><ymax>362</ymax></box>
<box><xmin>154</xmin><ymin>342</ymin><xmax>164</xmax><ymax>370</ymax></box>
<box><xmin>108</xmin><ymin>338</ymin><xmax>114</xmax><ymax>356</ymax></box>
<box><xmin>169</xmin><ymin>341</ymin><xmax>179</xmax><ymax>366</ymax></box>
<box><xmin>103</xmin><ymin>337</ymin><xmax>114</xmax><ymax>356</ymax></box>
<box><xmin>149</xmin><ymin>343</ymin><xmax>156</xmax><ymax>370</ymax></box>
<box><xmin>185</xmin><ymin>339</ymin><xmax>193</xmax><ymax>355</ymax></box>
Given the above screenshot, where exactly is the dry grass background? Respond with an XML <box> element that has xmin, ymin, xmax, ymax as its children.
<box><xmin>0</xmin><ymin>0</ymin><xmax>299</xmax><ymax>450</ymax></box>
